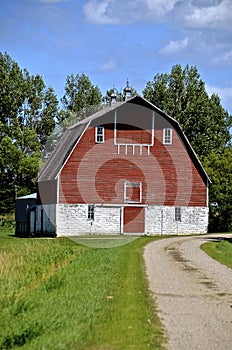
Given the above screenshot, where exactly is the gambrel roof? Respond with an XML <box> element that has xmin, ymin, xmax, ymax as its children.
<box><xmin>38</xmin><ymin>95</ymin><xmax>210</xmax><ymax>184</ymax></box>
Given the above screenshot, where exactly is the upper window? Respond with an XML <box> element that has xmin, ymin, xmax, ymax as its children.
<box><xmin>95</xmin><ymin>126</ymin><xmax>104</xmax><ymax>143</ymax></box>
<box><xmin>124</xmin><ymin>182</ymin><xmax>142</xmax><ymax>203</ymax></box>
<box><xmin>175</xmin><ymin>207</ymin><xmax>181</xmax><ymax>222</ymax></box>
<box><xmin>163</xmin><ymin>128</ymin><xmax>172</xmax><ymax>145</ymax></box>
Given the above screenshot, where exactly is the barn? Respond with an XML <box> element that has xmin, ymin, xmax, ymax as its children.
<box><xmin>17</xmin><ymin>87</ymin><xmax>210</xmax><ymax>237</ymax></box>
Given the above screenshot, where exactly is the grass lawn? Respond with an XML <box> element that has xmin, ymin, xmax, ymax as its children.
<box><xmin>201</xmin><ymin>236</ymin><xmax>232</xmax><ymax>269</ymax></box>
<box><xmin>0</xmin><ymin>229</ymin><xmax>165</xmax><ymax>350</ymax></box>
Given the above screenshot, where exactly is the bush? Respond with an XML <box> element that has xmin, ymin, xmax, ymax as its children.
<box><xmin>0</xmin><ymin>215</ymin><xmax>15</xmax><ymax>230</ymax></box>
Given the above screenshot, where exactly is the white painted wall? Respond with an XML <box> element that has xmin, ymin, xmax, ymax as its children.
<box><xmin>36</xmin><ymin>203</ymin><xmax>209</xmax><ymax>236</ymax></box>
<box><xmin>56</xmin><ymin>204</ymin><xmax>121</xmax><ymax>236</ymax></box>
<box><xmin>146</xmin><ymin>205</ymin><xmax>209</xmax><ymax>235</ymax></box>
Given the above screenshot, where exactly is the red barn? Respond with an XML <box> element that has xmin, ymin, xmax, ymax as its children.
<box><xmin>35</xmin><ymin>92</ymin><xmax>210</xmax><ymax>237</ymax></box>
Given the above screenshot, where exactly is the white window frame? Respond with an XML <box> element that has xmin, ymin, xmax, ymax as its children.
<box><xmin>175</xmin><ymin>207</ymin><xmax>181</xmax><ymax>222</ymax></box>
<box><xmin>124</xmin><ymin>182</ymin><xmax>142</xmax><ymax>203</ymax></box>
<box><xmin>95</xmin><ymin>126</ymin><xmax>104</xmax><ymax>143</ymax></box>
<box><xmin>163</xmin><ymin>128</ymin><xmax>172</xmax><ymax>145</ymax></box>
<box><xmin>87</xmin><ymin>204</ymin><xmax>94</xmax><ymax>220</ymax></box>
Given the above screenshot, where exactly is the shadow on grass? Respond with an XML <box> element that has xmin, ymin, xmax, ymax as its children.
<box><xmin>202</xmin><ymin>236</ymin><xmax>232</xmax><ymax>244</ymax></box>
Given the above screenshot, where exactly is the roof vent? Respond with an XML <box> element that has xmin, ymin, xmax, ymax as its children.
<box><xmin>124</xmin><ymin>80</ymin><xmax>132</xmax><ymax>101</ymax></box>
<box><xmin>110</xmin><ymin>91</ymin><xmax>117</xmax><ymax>105</ymax></box>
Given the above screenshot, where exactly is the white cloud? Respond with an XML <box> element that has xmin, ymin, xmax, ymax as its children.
<box><xmin>83</xmin><ymin>0</ymin><xmax>232</xmax><ymax>29</ymax></box>
<box><xmin>83</xmin><ymin>0</ymin><xmax>179</xmax><ymax>25</ymax></box>
<box><xmin>146</xmin><ymin>0</ymin><xmax>177</xmax><ymax>14</ymax></box>
<box><xmin>206</xmin><ymin>83</ymin><xmax>232</xmax><ymax>110</ymax></box>
<box><xmin>100</xmin><ymin>59</ymin><xmax>117</xmax><ymax>72</ymax></box>
<box><xmin>159</xmin><ymin>37</ymin><xmax>188</xmax><ymax>55</ymax></box>
<box><xmin>185</xmin><ymin>0</ymin><xmax>232</xmax><ymax>29</ymax></box>
<box><xmin>83</xmin><ymin>0</ymin><xmax>119</xmax><ymax>24</ymax></box>
<box><xmin>219</xmin><ymin>50</ymin><xmax>232</xmax><ymax>64</ymax></box>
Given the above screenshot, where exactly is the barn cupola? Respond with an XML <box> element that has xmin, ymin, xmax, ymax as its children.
<box><xmin>124</xmin><ymin>80</ymin><xmax>132</xmax><ymax>101</ymax></box>
<box><xmin>110</xmin><ymin>90</ymin><xmax>117</xmax><ymax>105</ymax></box>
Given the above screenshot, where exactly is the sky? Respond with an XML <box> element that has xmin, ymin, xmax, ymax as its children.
<box><xmin>1</xmin><ymin>0</ymin><xmax>232</xmax><ymax>114</ymax></box>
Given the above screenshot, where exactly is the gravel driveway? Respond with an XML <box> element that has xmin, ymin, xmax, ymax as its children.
<box><xmin>144</xmin><ymin>234</ymin><xmax>232</xmax><ymax>350</ymax></box>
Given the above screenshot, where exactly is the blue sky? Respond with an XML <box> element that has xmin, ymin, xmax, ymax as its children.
<box><xmin>1</xmin><ymin>0</ymin><xmax>232</xmax><ymax>114</ymax></box>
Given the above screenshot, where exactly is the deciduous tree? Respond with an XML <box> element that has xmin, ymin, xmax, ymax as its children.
<box><xmin>143</xmin><ymin>64</ymin><xmax>232</xmax><ymax>231</ymax></box>
<box><xmin>143</xmin><ymin>64</ymin><xmax>231</xmax><ymax>157</ymax></box>
<box><xmin>203</xmin><ymin>148</ymin><xmax>232</xmax><ymax>232</ymax></box>
<box><xmin>0</xmin><ymin>52</ymin><xmax>59</xmax><ymax>213</ymax></box>
<box><xmin>61</xmin><ymin>73</ymin><xmax>102</xmax><ymax>121</ymax></box>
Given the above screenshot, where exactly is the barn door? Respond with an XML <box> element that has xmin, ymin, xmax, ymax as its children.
<box><xmin>123</xmin><ymin>207</ymin><xmax>145</xmax><ymax>234</ymax></box>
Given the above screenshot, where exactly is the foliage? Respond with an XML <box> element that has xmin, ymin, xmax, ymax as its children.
<box><xmin>0</xmin><ymin>234</ymin><xmax>165</xmax><ymax>349</ymax></box>
<box><xmin>0</xmin><ymin>52</ymin><xmax>59</xmax><ymax>214</ymax></box>
<box><xmin>143</xmin><ymin>64</ymin><xmax>231</xmax><ymax>157</ymax></box>
<box><xmin>201</xmin><ymin>238</ymin><xmax>232</xmax><ymax>268</ymax></box>
<box><xmin>61</xmin><ymin>73</ymin><xmax>102</xmax><ymax>122</ymax></box>
<box><xmin>0</xmin><ymin>215</ymin><xmax>15</xmax><ymax>229</ymax></box>
<box><xmin>202</xmin><ymin>148</ymin><xmax>232</xmax><ymax>232</ymax></box>
<box><xmin>1</xmin><ymin>53</ymin><xmax>231</xmax><ymax>232</ymax></box>
<box><xmin>143</xmin><ymin>64</ymin><xmax>232</xmax><ymax>232</ymax></box>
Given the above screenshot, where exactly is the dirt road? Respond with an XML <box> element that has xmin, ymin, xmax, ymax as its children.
<box><xmin>144</xmin><ymin>235</ymin><xmax>232</xmax><ymax>350</ymax></box>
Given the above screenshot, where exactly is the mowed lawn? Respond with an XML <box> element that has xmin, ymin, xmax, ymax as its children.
<box><xmin>201</xmin><ymin>235</ymin><xmax>232</xmax><ymax>269</ymax></box>
<box><xmin>0</xmin><ymin>230</ymin><xmax>165</xmax><ymax>350</ymax></box>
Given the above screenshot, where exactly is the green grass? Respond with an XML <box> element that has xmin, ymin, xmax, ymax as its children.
<box><xmin>0</xmin><ymin>229</ymin><xmax>165</xmax><ymax>350</ymax></box>
<box><xmin>201</xmin><ymin>236</ymin><xmax>232</xmax><ymax>269</ymax></box>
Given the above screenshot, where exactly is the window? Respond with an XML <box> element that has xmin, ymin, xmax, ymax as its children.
<box><xmin>124</xmin><ymin>182</ymin><xmax>142</xmax><ymax>203</ymax></box>
<box><xmin>163</xmin><ymin>128</ymin><xmax>172</xmax><ymax>145</ymax></box>
<box><xmin>175</xmin><ymin>207</ymin><xmax>181</xmax><ymax>222</ymax></box>
<box><xmin>95</xmin><ymin>126</ymin><xmax>104</xmax><ymax>143</ymax></box>
<box><xmin>88</xmin><ymin>205</ymin><xmax>94</xmax><ymax>220</ymax></box>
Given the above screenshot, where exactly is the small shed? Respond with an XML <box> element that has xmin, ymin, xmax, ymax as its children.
<box><xmin>15</xmin><ymin>193</ymin><xmax>37</xmax><ymax>236</ymax></box>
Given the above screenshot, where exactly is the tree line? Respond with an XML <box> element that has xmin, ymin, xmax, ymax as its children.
<box><xmin>0</xmin><ymin>52</ymin><xmax>231</xmax><ymax>231</ymax></box>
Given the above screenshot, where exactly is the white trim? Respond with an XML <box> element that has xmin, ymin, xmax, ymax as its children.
<box><xmin>94</xmin><ymin>203</ymin><xmax>148</xmax><ymax>208</ymax></box>
<box><xmin>151</xmin><ymin>111</ymin><xmax>155</xmax><ymax>146</ymax></box>
<box><xmin>120</xmin><ymin>207</ymin><xmax>123</xmax><ymax>234</ymax></box>
<box><xmin>124</xmin><ymin>182</ymin><xmax>142</xmax><ymax>203</ymax></box>
<box><xmin>114</xmin><ymin>110</ymin><xmax>117</xmax><ymax>145</ymax></box>
<box><xmin>57</xmin><ymin>175</ymin><xmax>60</xmax><ymax>203</ymax></box>
<box><xmin>114</xmin><ymin>109</ymin><xmax>154</xmax><ymax>147</ymax></box>
<box><xmin>163</xmin><ymin>128</ymin><xmax>172</xmax><ymax>145</ymax></box>
<box><xmin>95</xmin><ymin>126</ymin><xmax>104</xmax><ymax>143</ymax></box>
<box><xmin>56</xmin><ymin>121</ymin><xmax>90</xmax><ymax>179</ymax></box>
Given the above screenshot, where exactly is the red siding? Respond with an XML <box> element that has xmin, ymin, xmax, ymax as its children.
<box><xmin>59</xmin><ymin>118</ymin><xmax>207</xmax><ymax>207</ymax></box>
<box><xmin>190</xmin><ymin>162</ymin><xmax>207</xmax><ymax>206</ymax></box>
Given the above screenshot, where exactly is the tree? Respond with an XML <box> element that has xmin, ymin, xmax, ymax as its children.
<box><xmin>143</xmin><ymin>64</ymin><xmax>232</xmax><ymax>232</ymax></box>
<box><xmin>143</xmin><ymin>64</ymin><xmax>231</xmax><ymax>157</ymax></box>
<box><xmin>61</xmin><ymin>73</ymin><xmax>102</xmax><ymax>122</ymax></box>
<box><xmin>0</xmin><ymin>52</ymin><xmax>59</xmax><ymax>214</ymax></box>
<box><xmin>203</xmin><ymin>148</ymin><xmax>232</xmax><ymax>232</ymax></box>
